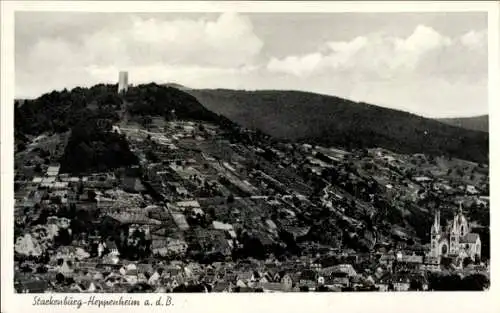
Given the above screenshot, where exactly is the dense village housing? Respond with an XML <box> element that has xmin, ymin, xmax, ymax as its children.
<box><xmin>13</xmin><ymin>73</ymin><xmax>490</xmax><ymax>293</ymax></box>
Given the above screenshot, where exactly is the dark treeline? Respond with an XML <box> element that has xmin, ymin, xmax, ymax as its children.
<box><xmin>125</xmin><ymin>83</ymin><xmax>226</xmax><ymax>124</ymax></box>
<box><xmin>15</xmin><ymin>84</ymin><xmax>122</xmax><ymax>137</ymax></box>
<box><xmin>427</xmin><ymin>272</ymin><xmax>489</xmax><ymax>291</ymax></box>
<box><xmin>59</xmin><ymin>121</ymin><xmax>138</xmax><ymax>175</ymax></box>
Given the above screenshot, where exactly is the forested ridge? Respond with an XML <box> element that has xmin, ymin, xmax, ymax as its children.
<box><xmin>188</xmin><ymin>89</ymin><xmax>489</xmax><ymax>164</ymax></box>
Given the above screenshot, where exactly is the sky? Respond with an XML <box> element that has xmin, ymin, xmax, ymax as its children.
<box><xmin>15</xmin><ymin>12</ymin><xmax>488</xmax><ymax>118</ymax></box>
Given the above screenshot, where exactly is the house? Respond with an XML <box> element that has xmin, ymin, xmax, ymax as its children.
<box><xmin>176</xmin><ymin>200</ymin><xmax>201</xmax><ymax>209</ymax></box>
<box><xmin>466</xmin><ymin>185</ymin><xmax>479</xmax><ymax>195</ymax></box>
<box><xmin>195</xmin><ymin>228</ymin><xmax>232</xmax><ymax>256</ymax></box>
<box><xmin>261</xmin><ymin>282</ymin><xmax>284</xmax><ymax>292</ymax></box>
<box><xmin>122</xmin><ymin>177</ymin><xmax>146</xmax><ymax>193</ymax></box>
<box><xmin>212</xmin><ymin>281</ymin><xmax>232</xmax><ymax>293</ymax></box>
<box><xmin>46</xmin><ymin>165</ymin><xmax>60</xmax><ymax>177</ymax></box>
<box><xmin>15</xmin><ymin>233</ymin><xmax>43</xmax><ymax>257</ymax></box>
<box><xmin>201</xmin><ymin>273</ymin><xmax>217</xmax><ymax>285</ymax></box>
<box><xmin>79</xmin><ymin>280</ymin><xmax>98</xmax><ymax>293</ymax></box>
<box><xmin>148</xmin><ymin>271</ymin><xmax>161</xmax><ymax>285</ymax></box>
<box><xmin>327</xmin><ymin>272</ymin><xmax>350</xmax><ymax>288</ymax></box>
<box><xmin>379</xmin><ymin>254</ymin><xmax>395</xmax><ymax>266</ymax></box>
<box><xmin>70</xmin><ymin>283</ymin><xmax>84</xmax><ymax>293</ymax></box>
<box><xmin>105</xmin><ymin>240</ymin><xmax>120</xmax><ymax>256</ymax></box>
<box><xmin>171</xmin><ymin>213</ymin><xmax>189</xmax><ymax>231</ymax></box>
<box><xmin>40</xmin><ymin>177</ymin><xmax>56</xmax><ymax>188</ymax></box>
<box><xmin>375</xmin><ymin>282</ymin><xmax>390</xmax><ymax>292</ymax></box>
<box><xmin>58</xmin><ymin>260</ymin><xmax>74</xmax><ymax>276</ymax></box>
<box><xmin>212</xmin><ymin>221</ymin><xmax>237</xmax><ymax>239</ymax></box>
<box><xmin>51</xmin><ymin>182</ymin><xmax>69</xmax><ymax>190</ymax></box>
<box><xmin>104</xmin><ymin>273</ymin><xmax>127</xmax><ymax>287</ymax></box>
<box><xmin>137</xmin><ymin>272</ymin><xmax>148</xmax><ymax>283</ymax></box>
<box><xmin>260</xmin><ymin>271</ymin><xmax>275</xmax><ymax>283</ymax></box>
<box><xmin>175</xmin><ymin>187</ymin><xmax>190</xmax><ymax>197</ymax></box>
<box><xmin>234</xmin><ymin>271</ymin><xmax>255</xmax><ymax>287</ymax></box>
<box><xmin>212</xmin><ymin>220</ymin><xmax>234</xmax><ymax>231</ymax></box>
<box><xmin>298</xmin><ymin>270</ymin><xmax>317</xmax><ymax>289</ymax></box>
<box><xmin>170</xmin><ymin>278</ymin><xmax>180</xmax><ymax>290</ymax></box>
<box><xmin>124</xmin><ymin>268</ymin><xmax>139</xmax><ymax>285</ymax></box>
<box><xmin>151</xmin><ymin>239</ymin><xmax>168</xmax><ymax>256</ymax></box>
<box><xmin>321</xmin><ymin>264</ymin><xmax>358</xmax><ymax>278</ymax></box>
<box><xmin>124</xmin><ymin>220</ymin><xmax>156</xmax><ymax>235</ymax></box>
<box><xmin>283</xmin><ymin>226</ymin><xmax>311</xmax><ymax>240</ymax></box>
<box><xmin>235</xmin><ymin>279</ymin><xmax>248</xmax><ymax>288</ymax></box>
<box><xmin>32</xmin><ymin>177</ymin><xmax>43</xmax><ymax>184</ymax></box>
<box><xmin>15</xmin><ymin>280</ymin><xmax>48</xmax><ymax>293</ymax></box>
<box><xmin>265</xmin><ymin>219</ymin><xmax>278</xmax><ymax>231</ymax></box>
<box><xmin>391</xmin><ymin>273</ymin><xmax>412</xmax><ymax>291</ymax></box>
<box><xmin>192</xmin><ymin>207</ymin><xmax>204</xmax><ymax>216</ymax></box>
<box><xmin>393</xmin><ymin>280</ymin><xmax>410</xmax><ymax>291</ymax></box>
<box><xmin>271</xmin><ymin>271</ymin><xmax>285</xmax><ymax>283</ymax></box>
<box><xmin>401</xmin><ymin>254</ymin><xmax>424</xmax><ymax>264</ymax></box>
<box><xmin>167</xmin><ymin>238</ymin><xmax>188</xmax><ymax>255</ymax></box>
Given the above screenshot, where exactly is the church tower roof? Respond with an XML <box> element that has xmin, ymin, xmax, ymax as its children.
<box><xmin>431</xmin><ymin>209</ymin><xmax>440</xmax><ymax>234</ymax></box>
<box><xmin>456</xmin><ymin>201</ymin><xmax>467</xmax><ymax>223</ymax></box>
<box><xmin>451</xmin><ymin>201</ymin><xmax>468</xmax><ymax>235</ymax></box>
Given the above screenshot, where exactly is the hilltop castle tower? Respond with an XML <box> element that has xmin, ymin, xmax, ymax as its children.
<box><xmin>118</xmin><ymin>71</ymin><xmax>129</xmax><ymax>94</ymax></box>
<box><xmin>429</xmin><ymin>202</ymin><xmax>481</xmax><ymax>263</ymax></box>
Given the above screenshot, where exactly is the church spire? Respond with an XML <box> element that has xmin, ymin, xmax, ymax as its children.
<box><xmin>432</xmin><ymin>209</ymin><xmax>440</xmax><ymax>233</ymax></box>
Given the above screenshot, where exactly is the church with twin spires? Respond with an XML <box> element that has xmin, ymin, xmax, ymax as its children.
<box><xmin>429</xmin><ymin>203</ymin><xmax>481</xmax><ymax>262</ymax></box>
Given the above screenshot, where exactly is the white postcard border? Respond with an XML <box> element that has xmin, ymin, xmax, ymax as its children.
<box><xmin>2</xmin><ymin>1</ymin><xmax>499</xmax><ymax>313</ymax></box>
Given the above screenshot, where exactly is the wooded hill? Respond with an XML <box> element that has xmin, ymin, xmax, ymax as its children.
<box><xmin>188</xmin><ymin>89</ymin><xmax>489</xmax><ymax>164</ymax></box>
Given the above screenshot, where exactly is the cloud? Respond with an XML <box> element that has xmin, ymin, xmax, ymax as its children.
<box><xmin>395</xmin><ymin>25</ymin><xmax>451</xmax><ymax>53</ymax></box>
<box><xmin>117</xmin><ymin>12</ymin><xmax>263</xmax><ymax>67</ymax></box>
<box><xmin>460</xmin><ymin>29</ymin><xmax>487</xmax><ymax>50</ymax></box>
<box><xmin>266</xmin><ymin>24</ymin><xmax>486</xmax><ymax>82</ymax></box>
<box><xmin>267</xmin><ymin>53</ymin><xmax>322</xmax><ymax>77</ymax></box>
<box><xmin>16</xmin><ymin>12</ymin><xmax>264</xmax><ymax>97</ymax></box>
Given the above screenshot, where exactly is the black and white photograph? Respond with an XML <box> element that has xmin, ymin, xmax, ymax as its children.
<box><xmin>1</xmin><ymin>1</ymin><xmax>499</xmax><ymax>313</ymax></box>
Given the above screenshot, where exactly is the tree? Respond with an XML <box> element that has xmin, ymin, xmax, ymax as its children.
<box><xmin>77</xmin><ymin>181</ymin><xmax>84</xmax><ymax>195</ymax></box>
<box><xmin>409</xmin><ymin>279</ymin><xmax>423</xmax><ymax>291</ymax></box>
<box><xmin>462</xmin><ymin>257</ymin><xmax>473</xmax><ymax>268</ymax></box>
<box><xmin>317</xmin><ymin>285</ymin><xmax>329</xmax><ymax>292</ymax></box>
<box><xmin>54</xmin><ymin>228</ymin><xmax>72</xmax><ymax>246</ymax></box>
<box><xmin>227</xmin><ymin>194</ymin><xmax>235</xmax><ymax>204</ymax></box>
<box><xmin>55</xmin><ymin>273</ymin><xmax>65</xmax><ymax>284</ymax></box>
<box><xmin>34</xmin><ymin>164</ymin><xmax>43</xmax><ymax>173</ymax></box>
<box><xmin>36</xmin><ymin>265</ymin><xmax>48</xmax><ymax>274</ymax></box>
<box><xmin>474</xmin><ymin>254</ymin><xmax>481</xmax><ymax>265</ymax></box>
<box><xmin>87</xmin><ymin>190</ymin><xmax>97</xmax><ymax>202</ymax></box>
<box><xmin>17</xmin><ymin>142</ymin><xmax>27</xmax><ymax>151</ymax></box>
<box><xmin>388</xmin><ymin>283</ymin><xmax>394</xmax><ymax>291</ymax></box>
<box><xmin>145</xmin><ymin>150</ymin><xmax>159</xmax><ymax>163</ymax></box>
<box><xmin>20</xmin><ymin>263</ymin><xmax>33</xmax><ymax>273</ymax></box>
<box><xmin>461</xmin><ymin>274</ymin><xmax>489</xmax><ymax>291</ymax></box>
